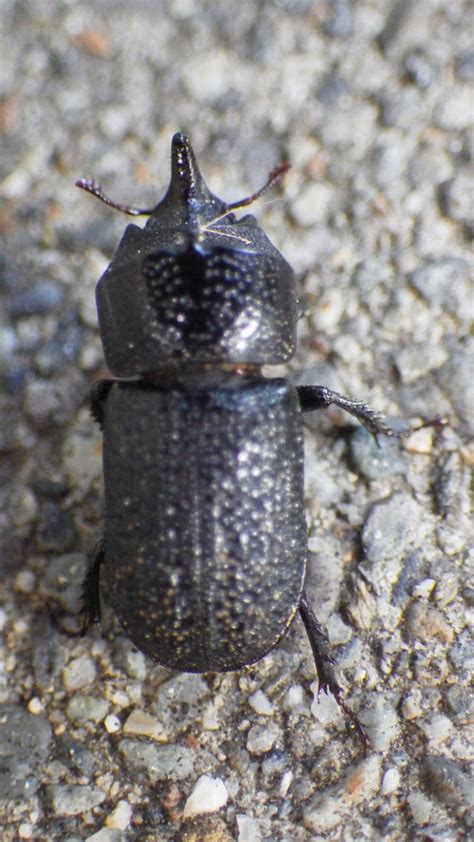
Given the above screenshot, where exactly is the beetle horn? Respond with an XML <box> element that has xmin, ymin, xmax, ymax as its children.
<box><xmin>167</xmin><ymin>132</ymin><xmax>217</xmax><ymax>210</ymax></box>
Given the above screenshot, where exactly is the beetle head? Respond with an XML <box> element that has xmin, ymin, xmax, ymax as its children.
<box><xmin>94</xmin><ymin>134</ymin><xmax>298</xmax><ymax>376</ymax></box>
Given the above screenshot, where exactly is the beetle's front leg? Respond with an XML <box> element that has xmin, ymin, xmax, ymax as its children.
<box><xmin>90</xmin><ymin>378</ymin><xmax>117</xmax><ymax>428</ymax></box>
<box><xmin>299</xmin><ymin>591</ymin><xmax>369</xmax><ymax>751</ymax></box>
<box><xmin>297</xmin><ymin>384</ymin><xmax>395</xmax><ymax>438</ymax></box>
<box><xmin>81</xmin><ymin>538</ymin><xmax>104</xmax><ymax>630</ymax></box>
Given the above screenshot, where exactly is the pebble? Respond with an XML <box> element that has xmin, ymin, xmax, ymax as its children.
<box><xmin>183</xmin><ymin>774</ymin><xmax>228</xmax><ymax>817</ymax></box>
<box><xmin>46</xmin><ymin>783</ymin><xmax>106</xmax><ymax>816</ymax></box>
<box><xmin>290</xmin><ymin>182</ymin><xmax>334</xmax><ymax>227</ymax></box>
<box><xmin>43</xmin><ymin>553</ymin><xmax>87</xmax><ymax>614</ymax></box>
<box><xmin>421</xmin><ymin>755</ymin><xmax>474</xmax><ymax>809</ymax></box>
<box><xmin>248</xmin><ymin>689</ymin><xmax>273</xmax><ymax>716</ymax></box>
<box><xmin>123</xmin><ymin>709</ymin><xmax>167</xmax><ymax>741</ymax></box>
<box><xmin>381</xmin><ymin>767</ymin><xmax>400</xmax><ymax>796</ymax></box>
<box><xmin>326</xmin><ymin>612</ymin><xmax>352</xmax><ymax>645</ymax></box>
<box><xmin>407</xmin><ymin>790</ymin><xmax>433</xmax><ymax>825</ymax></box>
<box><xmin>66</xmin><ymin>694</ymin><xmax>109</xmax><ymax>724</ymax></box>
<box><xmin>246</xmin><ymin>722</ymin><xmax>281</xmax><ymax>755</ymax></box>
<box><xmin>303</xmin><ymin>755</ymin><xmax>382</xmax><ymax>832</ymax></box>
<box><xmin>401</xmin><ymin>695</ymin><xmax>422</xmax><ymax>721</ymax></box>
<box><xmin>409</xmin><ymin>257</ymin><xmax>471</xmax><ymax>326</ymax></box>
<box><xmin>406</xmin><ymin>603</ymin><xmax>454</xmax><ymax>645</ymax></box>
<box><xmin>362</xmin><ymin>493</ymin><xmax>427</xmax><ymax>564</ymax></box>
<box><xmin>85</xmin><ymin>830</ymin><xmax>123</xmax><ymax>842</ymax></box>
<box><xmin>104</xmin><ymin>714</ymin><xmax>121</xmax><ymax>734</ymax></box>
<box><xmin>439</xmin><ymin>171</ymin><xmax>474</xmax><ymax>230</ymax></box>
<box><xmin>118</xmin><ymin>739</ymin><xmax>194</xmax><ymax>782</ymax></box>
<box><xmin>237</xmin><ymin>814</ymin><xmax>262</xmax><ymax>842</ymax></box>
<box><xmin>361</xmin><ymin>699</ymin><xmax>400</xmax><ymax>753</ymax></box>
<box><xmin>0</xmin><ymin>703</ymin><xmax>52</xmax><ymax>799</ymax></box>
<box><xmin>421</xmin><ymin>713</ymin><xmax>453</xmax><ymax>746</ymax></box>
<box><xmin>350</xmin><ymin>427</ymin><xmax>406</xmax><ymax>481</ymax></box>
<box><xmin>36</xmin><ymin>500</ymin><xmax>77</xmax><ymax>553</ymax></box>
<box><xmin>14</xmin><ymin>569</ymin><xmax>36</xmax><ymax>594</ymax></box>
<box><xmin>63</xmin><ymin>655</ymin><xmax>97</xmax><ymax>691</ymax></box>
<box><xmin>105</xmin><ymin>799</ymin><xmax>132</xmax><ymax>830</ymax></box>
<box><xmin>9</xmin><ymin>280</ymin><xmax>62</xmax><ymax>318</ymax></box>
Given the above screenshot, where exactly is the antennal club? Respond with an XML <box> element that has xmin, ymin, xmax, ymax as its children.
<box><xmin>75</xmin><ymin>178</ymin><xmax>155</xmax><ymax>216</ymax></box>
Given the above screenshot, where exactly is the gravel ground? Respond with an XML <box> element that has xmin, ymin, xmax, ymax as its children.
<box><xmin>0</xmin><ymin>1</ymin><xmax>473</xmax><ymax>840</ymax></box>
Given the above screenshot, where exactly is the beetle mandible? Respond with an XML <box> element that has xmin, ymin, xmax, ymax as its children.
<box><xmin>78</xmin><ymin>133</ymin><xmax>399</xmax><ymax>749</ymax></box>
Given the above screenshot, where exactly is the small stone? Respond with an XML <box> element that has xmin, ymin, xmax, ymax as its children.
<box><xmin>279</xmin><ymin>769</ymin><xmax>293</xmax><ymax>798</ymax></box>
<box><xmin>27</xmin><ymin>697</ymin><xmax>44</xmax><ymax>715</ymax></box>
<box><xmin>66</xmin><ymin>694</ymin><xmax>109</xmax><ymax>724</ymax></box>
<box><xmin>183</xmin><ymin>774</ymin><xmax>228</xmax><ymax>818</ymax></box>
<box><xmin>303</xmin><ymin>755</ymin><xmax>382</xmax><ymax>831</ymax></box>
<box><xmin>123</xmin><ymin>709</ymin><xmax>167</xmax><ymax>741</ymax></box>
<box><xmin>283</xmin><ymin>684</ymin><xmax>305</xmax><ymax>709</ymax></box>
<box><xmin>105</xmin><ymin>799</ymin><xmax>132</xmax><ymax>830</ymax></box>
<box><xmin>11</xmin><ymin>489</ymin><xmax>38</xmax><ymax>528</ymax></box>
<box><xmin>381</xmin><ymin>767</ymin><xmax>400</xmax><ymax>795</ymax></box>
<box><xmin>237</xmin><ymin>814</ymin><xmax>262</xmax><ymax>842</ymax></box>
<box><xmin>248</xmin><ymin>689</ymin><xmax>273</xmax><ymax>716</ymax></box>
<box><xmin>401</xmin><ymin>695</ymin><xmax>422</xmax><ymax>721</ymax></box>
<box><xmin>85</xmin><ymin>831</ymin><xmax>123</xmax><ymax>842</ymax></box>
<box><xmin>18</xmin><ymin>823</ymin><xmax>33</xmax><ymax>839</ymax></box>
<box><xmin>36</xmin><ymin>501</ymin><xmax>77</xmax><ymax>553</ymax></box>
<box><xmin>406</xmin><ymin>603</ymin><xmax>454</xmax><ymax>645</ymax></box>
<box><xmin>310</xmin><ymin>683</ymin><xmax>340</xmax><ymax>729</ymax></box>
<box><xmin>407</xmin><ymin>790</ymin><xmax>433</xmax><ymax>825</ymax></box>
<box><xmin>422</xmin><ymin>713</ymin><xmax>453</xmax><ymax>745</ymax></box>
<box><xmin>412</xmin><ymin>579</ymin><xmax>436</xmax><ymax>599</ymax></box>
<box><xmin>326</xmin><ymin>612</ymin><xmax>352</xmax><ymax>645</ymax></box>
<box><xmin>290</xmin><ymin>182</ymin><xmax>334</xmax><ymax>227</ymax></box>
<box><xmin>14</xmin><ymin>569</ymin><xmax>36</xmax><ymax>593</ymax></box>
<box><xmin>44</xmin><ymin>553</ymin><xmax>87</xmax><ymax>614</ymax></box>
<box><xmin>439</xmin><ymin>171</ymin><xmax>474</xmax><ymax>230</ymax></box>
<box><xmin>421</xmin><ymin>755</ymin><xmax>473</xmax><ymax>809</ymax></box>
<box><xmin>63</xmin><ymin>655</ymin><xmax>97</xmax><ymax>691</ymax></box>
<box><xmin>246</xmin><ymin>722</ymin><xmax>281</xmax><ymax>755</ymax></box>
<box><xmin>47</xmin><ymin>783</ymin><xmax>106</xmax><ymax>816</ymax></box>
<box><xmin>104</xmin><ymin>714</ymin><xmax>121</xmax><ymax>734</ymax></box>
<box><xmin>362</xmin><ymin>699</ymin><xmax>399</xmax><ymax>753</ymax></box>
<box><xmin>362</xmin><ymin>493</ymin><xmax>426</xmax><ymax>564</ymax></box>
<box><xmin>118</xmin><ymin>739</ymin><xmax>194</xmax><ymax>781</ymax></box>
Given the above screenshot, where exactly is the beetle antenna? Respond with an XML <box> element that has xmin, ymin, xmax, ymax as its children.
<box><xmin>75</xmin><ymin>178</ymin><xmax>155</xmax><ymax>216</ymax></box>
<box><xmin>223</xmin><ymin>161</ymin><xmax>290</xmax><ymax>213</ymax></box>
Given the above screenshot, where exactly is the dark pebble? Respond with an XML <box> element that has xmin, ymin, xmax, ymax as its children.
<box><xmin>350</xmin><ymin>425</ymin><xmax>407</xmax><ymax>481</ymax></box>
<box><xmin>36</xmin><ymin>501</ymin><xmax>77</xmax><ymax>553</ymax></box>
<box><xmin>0</xmin><ymin>704</ymin><xmax>52</xmax><ymax>799</ymax></box>
<box><xmin>9</xmin><ymin>280</ymin><xmax>63</xmax><ymax>318</ymax></box>
<box><xmin>421</xmin><ymin>755</ymin><xmax>473</xmax><ymax>810</ymax></box>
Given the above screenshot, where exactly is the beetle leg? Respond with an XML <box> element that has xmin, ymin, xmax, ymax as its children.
<box><xmin>297</xmin><ymin>384</ymin><xmax>395</xmax><ymax>439</ymax></box>
<box><xmin>299</xmin><ymin>590</ymin><xmax>369</xmax><ymax>752</ymax></box>
<box><xmin>81</xmin><ymin>539</ymin><xmax>104</xmax><ymax>630</ymax></box>
<box><xmin>90</xmin><ymin>378</ymin><xmax>116</xmax><ymax>428</ymax></box>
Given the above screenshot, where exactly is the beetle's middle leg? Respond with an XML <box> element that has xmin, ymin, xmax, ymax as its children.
<box><xmin>297</xmin><ymin>384</ymin><xmax>394</xmax><ymax>438</ymax></box>
<box><xmin>81</xmin><ymin>538</ymin><xmax>104</xmax><ymax>630</ymax></box>
<box><xmin>299</xmin><ymin>591</ymin><xmax>369</xmax><ymax>751</ymax></box>
<box><xmin>90</xmin><ymin>378</ymin><xmax>117</xmax><ymax>428</ymax></box>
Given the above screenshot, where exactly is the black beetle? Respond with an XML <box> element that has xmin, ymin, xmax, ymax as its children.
<box><xmin>78</xmin><ymin>133</ymin><xmax>399</xmax><ymax>748</ymax></box>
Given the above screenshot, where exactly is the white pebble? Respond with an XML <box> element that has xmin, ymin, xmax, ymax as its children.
<box><xmin>183</xmin><ymin>775</ymin><xmax>228</xmax><ymax>818</ymax></box>
<box><xmin>248</xmin><ymin>689</ymin><xmax>273</xmax><ymax>716</ymax></box>
<box><xmin>381</xmin><ymin>767</ymin><xmax>400</xmax><ymax>795</ymax></box>
<box><xmin>105</xmin><ymin>799</ymin><xmax>132</xmax><ymax>830</ymax></box>
<box><xmin>104</xmin><ymin>714</ymin><xmax>121</xmax><ymax>734</ymax></box>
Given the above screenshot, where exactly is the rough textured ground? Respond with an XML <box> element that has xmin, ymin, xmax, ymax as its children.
<box><xmin>0</xmin><ymin>1</ymin><xmax>472</xmax><ymax>840</ymax></box>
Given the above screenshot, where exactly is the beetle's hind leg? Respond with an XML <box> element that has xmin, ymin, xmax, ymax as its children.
<box><xmin>299</xmin><ymin>591</ymin><xmax>369</xmax><ymax>752</ymax></box>
<box><xmin>81</xmin><ymin>539</ymin><xmax>104</xmax><ymax>631</ymax></box>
